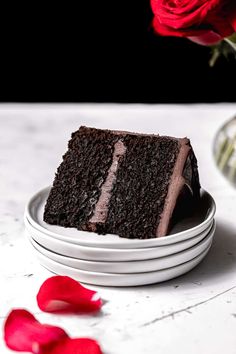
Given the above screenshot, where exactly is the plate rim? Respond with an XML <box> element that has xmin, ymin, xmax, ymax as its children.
<box><xmin>29</xmin><ymin>222</ymin><xmax>215</xmax><ymax>273</ymax></box>
<box><xmin>25</xmin><ymin>186</ymin><xmax>216</xmax><ymax>248</ymax></box>
<box><xmin>34</xmin><ymin>243</ymin><xmax>212</xmax><ymax>278</ymax></box>
<box><xmin>25</xmin><ymin>218</ymin><xmax>215</xmax><ymax>255</ymax></box>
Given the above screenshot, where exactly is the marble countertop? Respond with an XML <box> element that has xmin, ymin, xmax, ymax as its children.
<box><xmin>1</xmin><ymin>103</ymin><xmax>236</xmax><ymax>354</ymax></box>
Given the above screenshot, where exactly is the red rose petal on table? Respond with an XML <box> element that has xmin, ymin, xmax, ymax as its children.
<box><xmin>4</xmin><ymin>309</ymin><xmax>68</xmax><ymax>353</ymax></box>
<box><xmin>37</xmin><ymin>276</ymin><xmax>102</xmax><ymax>313</ymax></box>
<box><xmin>45</xmin><ymin>338</ymin><xmax>103</xmax><ymax>354</ymax></box>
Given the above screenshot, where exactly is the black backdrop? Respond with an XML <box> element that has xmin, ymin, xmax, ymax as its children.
<box><xmin>1</xmin><ymin>1</ymin><xmax>235</xmax><ymax>103</ymax></box>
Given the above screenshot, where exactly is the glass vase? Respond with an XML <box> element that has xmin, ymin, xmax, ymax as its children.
<box><xmin>213</xmin><ymin>115</ymin><xmax>236</xmax><ymax>186</ymax></box>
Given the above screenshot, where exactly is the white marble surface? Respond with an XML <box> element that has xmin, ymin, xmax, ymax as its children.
<box><xmin>1</xmin><ymin>103</ymin><xmax>236</xmax><ymax>354</ymax></box>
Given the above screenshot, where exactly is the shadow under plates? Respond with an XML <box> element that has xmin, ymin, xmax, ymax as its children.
<box><xmin>149</xmin><ymin>220</ymin><xmax>236</xmax><ymax>290</ymax></box>
<box><xmin>114</xmin><ymin>221</ymin><xmax>236</xmax><ymax>291</ymax></box>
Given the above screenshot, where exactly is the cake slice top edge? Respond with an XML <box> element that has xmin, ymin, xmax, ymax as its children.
<box><xmin>73</xmin><ymin>125</ymin><xmax>190</xmax><ymax>142</ymax></box>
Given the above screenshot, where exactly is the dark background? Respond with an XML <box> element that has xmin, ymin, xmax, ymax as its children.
<box><xmin>1</xmin><ymin>2</ymin><xmax>235</xmax><ymax>103</ymax></box>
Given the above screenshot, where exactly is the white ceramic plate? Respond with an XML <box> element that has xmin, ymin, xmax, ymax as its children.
<box><xmin>25</xmin><ymin>217</ymin><xmax>214</xmax><ymax>262</ymax></box>
<box><xmin>25</xmin><ymin>186</ymin><xmax>216</xmax><ymax>249</ymax></box>
<box><xmin>33</xmin><ymin>244</ymin><xmax>212</xmax><ymax>286</ymax></box>
<box><xmin>29</xmin><ymin>221</ymin><xmax>215</xmax><ymax>273</ymax></box>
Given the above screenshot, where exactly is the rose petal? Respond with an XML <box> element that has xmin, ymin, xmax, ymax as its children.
<box><xmin>45</xmin><ymin>338</ymin><xmax>103</xmax><ymax>354</ymax></box>
<box><xmin>188</xmin><ymin>31</ymin><xmax>222</xmax><ymax>45</ymax></box>
<box><xmin>4</xmin><ymin>309</ymin><xmax>68</xmax><ymax>353</ymax></box>
<box><xmin>229</xmin><ymin>15</ymin><xmax>236</xmax><ymax>32</ymax></box>
<box><xmin>152</xmin><ymin>16</ymin><xmax>211</xmax><ymax>38</ymax></box>
<box><xmin>37</xmin><ymin>276</ymin><xmax>102</xmax><ymax>313</ymax></box>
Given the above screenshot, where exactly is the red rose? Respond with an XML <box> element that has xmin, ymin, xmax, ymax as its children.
<box><xmin>151</xmin><ymin>0</ymin><xmax>236</xmax><ymax>45</ymax></box>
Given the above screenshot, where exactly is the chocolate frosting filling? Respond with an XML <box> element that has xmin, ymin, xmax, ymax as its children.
<box><xmin>156</xmin><ymin>138</ymin><xmax>196</xmax><ymax>237</ymax></box>
<box><xmin>89</xmin><ymin>140</ymin><xmax>126</xmax><ymax>225</ymax></box>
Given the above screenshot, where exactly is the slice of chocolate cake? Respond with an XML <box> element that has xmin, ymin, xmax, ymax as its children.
<box><xmin>44</xmin><ymin>126</ymin><xmax>200</xmax><ymax>239</ymax></box>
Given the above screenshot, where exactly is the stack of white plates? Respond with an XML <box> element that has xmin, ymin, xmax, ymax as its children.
<box><xmin>24</xmin><ymin>187</ymin><xmax>216</xmax><ymax>286</ymax></box>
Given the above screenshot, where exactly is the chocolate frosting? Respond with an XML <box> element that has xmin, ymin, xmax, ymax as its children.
<box><xmin>89</xmin><ymin>140</ymin><xmax>126</xmax><ymax>225</ymax></box>
<box><xmin>156</xmin><ymin>138</ymin><xmax>200</xmax><ymax>237</ymax></box>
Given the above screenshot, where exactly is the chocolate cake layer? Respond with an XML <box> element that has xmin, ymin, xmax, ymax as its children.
<box><xmin>44</xmin><ymin>126</ymin><xmax>200</xmax><ymax>239</ymax></box>
<box><xmin>44</xmin><ymin>127</ymin><xmax>119</xmax><ymax>229</ymax></box>
<box><xmin>96</xmin><ymin>135</ymin><xmax>180</xmax><ymax>238</ymax></box>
